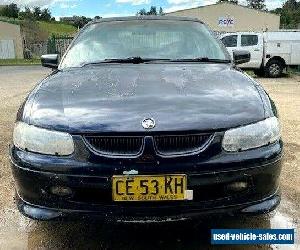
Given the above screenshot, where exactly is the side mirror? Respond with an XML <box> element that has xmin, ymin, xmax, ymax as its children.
<box><xmin>233</xmin><ymin>51</ymin><xmax>251</xmax><ymax>65</ymax></box>
<box><xmin>41</xmin><ymin>54</ymin><xmax>59</xmax><ymax>69</ymax></box>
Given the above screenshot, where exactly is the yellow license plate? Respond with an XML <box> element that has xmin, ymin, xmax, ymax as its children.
<box><xmin>112</xmin><ymin>175</ymin><xmax>187</xmax><ymax>202</ymax></box>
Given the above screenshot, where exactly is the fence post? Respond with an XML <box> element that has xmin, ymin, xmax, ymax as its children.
<box><xmin>47</xmin><ymin>35</ymin><xmax>56</xmax><ymax>54</ymax></box>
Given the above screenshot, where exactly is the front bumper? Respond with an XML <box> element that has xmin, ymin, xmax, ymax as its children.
<box><xmin>10</xmin><ymin>137</ymin><xmax>283</xmax><ymax>221</ymax></box>
<box><xmin>16</xmin><ymin>191</ymin><xmax>280</xmax><ymax>221</ymax></box>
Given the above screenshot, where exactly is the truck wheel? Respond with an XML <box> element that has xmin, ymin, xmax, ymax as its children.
<box><xmin>265</xmin><ymin>60</ymin><xmax>283</xmax><ymax>78</ymax></box>
<box><xmin>254</xmin><ymin>68</ymin><xmax>265</xmax><ymax>77</ymax></box>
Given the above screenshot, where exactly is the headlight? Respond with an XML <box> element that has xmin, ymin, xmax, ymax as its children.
<box><xmin>222</xmin><ymin>117</ymin><xmax>281</xmax><ymax>152</ymax></box>
<box><xmin>13</xmin><ymin>122</ymin><xmax>74</xmax><ymax>156</ymax></box>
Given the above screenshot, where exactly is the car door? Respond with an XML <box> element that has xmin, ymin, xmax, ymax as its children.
<box><xmin>238</xmin><ymin>34</ymin><xmax>263</xmax><ymax>68</ymax></box>
<box><xmin>220</xmin><ymin>34</ymin><xmax>238</xmax><ymax>60</ymax></box>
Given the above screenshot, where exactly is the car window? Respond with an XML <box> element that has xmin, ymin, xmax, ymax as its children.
<box><xmin>60</xmin><ymin>20</ymin><xmax>228</xmax><ymax>68</ymax></box>
<box><xmin>241</xmin><ymin>35</ymin><xmax>258</xmax><ymax>46</ymax></box>
<box><xmin>221</xmin><ymin>35</ymin><xmax>237</xmax><ymax>48</ymax></box>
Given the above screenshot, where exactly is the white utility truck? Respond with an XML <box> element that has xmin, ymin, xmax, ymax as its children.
<box><xmin>220</xmin><ymin>31</ymin><xmax>300</xmax><ymax>77</ymax></box>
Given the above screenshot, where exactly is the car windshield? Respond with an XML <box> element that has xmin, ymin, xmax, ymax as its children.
<box><xmin>60</xmin><ymin>20</ymin><xmax>229</xmax><ymax>69</ymax></box>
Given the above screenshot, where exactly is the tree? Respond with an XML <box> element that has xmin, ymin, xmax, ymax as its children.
<box><xmin>148</xmin><ymin>6</ymin><xmax>157</xmax><ymax>15</ymax></box>
<box><xmin>271</xmin><ymin>0</ymin><xmax>300</xmax><ymax>29</ymax></box>
<box><xmin>247</xmin><ymin>0</ymin><xmax>266</xmax><ymax>10</ymax></box>
<box><xmin>1</xmin><ymin>3</ymin><xmax>19</xmax><ymax>18</ymax></box>
<box><xmin>137</xmin><ymin>6</ymin><xmax>163</xmax><ymax>16</ymax></box>
<box><xmin>40</xmin><ymin>8</ymin><xmax>51</xmax><ymax>21</ymax></box>
<box><xmin>159</xmin><ymin>7</ymin><xmax>164</xmax><ymax>15</ymax></box>
<box><xmin>19</xmin><ymin>6</ymin><xmax>52</xmax><ymax>21</ymax></box>
<box><xmin>33</xmin><ymin>7</ymin><xmax>41</xmax><ymax>20</ymax></box>
<box><xmin>67</xmin><ymin>16</ymin><xmax>92</xmax><ymax>28</ymax></box>
<box><xmin>18</xmin><ymin>7</ymin><xmax>34</xmax><ymax>20</ymax></box>
<box><xmin>283</xmin><ymin>0</ymin><xmax>298</xmax><ymax>10</ymax></box>
<box><xmin>217</xmin><ymin>0</ymin><xmax>238</xmax><ymax>4</ymax></box>
<box><xmin>137</xmin><ymin>8</ymin><xmax>147</xmax><ymax>15</ymax></box>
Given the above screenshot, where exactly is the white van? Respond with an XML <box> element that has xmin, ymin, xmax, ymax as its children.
<box><xmin>220</xmin><ymin>31</ymin><xmax>300</xmax><ymax>77</ymax></box>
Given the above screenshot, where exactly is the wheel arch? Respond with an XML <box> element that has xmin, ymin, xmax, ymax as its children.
<box><xmin>266</xmin><ymin>56</ymin><xmax>286</xmax><ymax>68</ymax></box>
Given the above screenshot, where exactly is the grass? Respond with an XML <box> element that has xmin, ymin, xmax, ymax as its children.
<box><xmin>0</xmin><ymin>59</ymin><xmax>41</xmax><ymax>66</ymax></box>
<box><xmin>38</xmin><ymin>21</ymin><xmax>77</xmax><ymax>36</ymax></box>
<box><xmin>0</xmin><ymin>16</ymin><xmax>21</xmax><ymax>25</ymax></box>
<box><xmin>245</xmin><ymin>70</ymin><xmax>256</xmax><ymax>77</ymax></box>
<box><xmin>287</xmin><ymin>66</ymin><xmax>300</xmax><ymax>75</ymax></box>
<box><xmin>0</xmin><ymin>16</ymin><xmax>77</xmax><ymax>36</ymax></box>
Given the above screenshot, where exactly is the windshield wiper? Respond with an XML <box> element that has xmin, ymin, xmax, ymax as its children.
<box><xmin>80</xmin><ymin>57</ymin><xmax>230</xmax><ymax>67</ymax></box>
<box><xmin>81</xmin><ymin>57</ymin><xmax>171</xmax><ymax>67</ymax></box>
<box><xmin>171</xmin><ymin>57</ymin><xmax>231</xmax><ymax>63</ymax></box>
<box><xmin>104</xmin><ymin>57</ymin><xmax>164</xmax><ymax>64</ymax></box>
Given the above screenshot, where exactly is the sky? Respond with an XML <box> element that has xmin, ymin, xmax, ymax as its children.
<box><xmin>0</xmin><ymin>0</ymin><xmax>286</xmax><ymax>19</ymax></box>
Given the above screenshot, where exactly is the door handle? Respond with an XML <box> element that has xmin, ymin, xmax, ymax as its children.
<box><xmin>254</xmin><ymin>49</ymin><xmax>260</xmax><ymax>51</ymax></box>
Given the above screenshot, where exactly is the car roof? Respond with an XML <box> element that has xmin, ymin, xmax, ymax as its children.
<box><xmin>89</xmin><ymin>15</ymin><xmax>203</xmax><ymax>25</ymax></box>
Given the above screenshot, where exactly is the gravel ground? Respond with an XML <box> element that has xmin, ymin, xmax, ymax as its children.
<box><xmin>0</xmin><ymin>66</ymin><xmax>299</xmax><ymax>250</ymax></box>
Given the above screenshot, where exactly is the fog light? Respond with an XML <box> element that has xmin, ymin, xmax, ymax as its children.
<box><xmin>226</xmin><ymin>181</ymin><xmax>248</xmax><ymax>192</ymax></box>
<box><xmin>50</xmin><ymin>186</ymin><xmax>73</xmax><ymax>197</ymax></box>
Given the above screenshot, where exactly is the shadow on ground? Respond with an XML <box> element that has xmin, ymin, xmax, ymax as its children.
<box><xmin>26</xmin><ymin>215</ymin><xmax>274</xmax><ymax>249</ymax></box>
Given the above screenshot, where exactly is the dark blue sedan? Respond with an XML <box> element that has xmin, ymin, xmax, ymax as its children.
<box><xmin>10</xmin><ymin>16</ymin><xmax>282</xmax><ymax>221</ymax></box>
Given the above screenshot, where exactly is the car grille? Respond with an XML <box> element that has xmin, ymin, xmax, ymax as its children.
<box><xmin>84</xmin><ymin>133</ymin><xmax>213</xmax><ymax>156</ymax></box>
<box><xmin>154</xmin><ymin>134</ymin><xmax>213</xmax><ymax>155</ymax></box>
<box><xmin>84</xmin><ymin>136</ymin><xmax>144</xmax><ymax>156</ymax></box>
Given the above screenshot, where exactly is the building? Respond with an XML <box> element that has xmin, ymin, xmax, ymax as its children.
<box><xmin>166</xmin><ymin>2</ymin><xmax>280</xmax><ymax>32</ymax></box>
<box><xmin>0</xmin><ymin>21</ymin><xmax>23</xmax><ymax>59</ymax></box>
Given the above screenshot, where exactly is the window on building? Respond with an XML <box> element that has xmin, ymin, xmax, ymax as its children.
<box><xmin>221</xmin><ymin>35</ymin><xmax>237</xmax><ymax>48</ymax></box>
<box><xmin>241</xmin><ymin>35</ymin><xmax>258</xmax><ymax>46</ymax></box>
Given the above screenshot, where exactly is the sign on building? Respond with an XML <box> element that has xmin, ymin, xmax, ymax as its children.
<box><xmin>218</xmin><ymin>16</ymin><xmax>235</xmax><ymax>27</ymax></box>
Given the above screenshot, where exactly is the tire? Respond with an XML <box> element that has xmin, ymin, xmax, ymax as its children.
<box><xmin>254</xmin><ymin>68</ymin><xmax>265</xmax><ymax>77</ymax></box>
<box><xmin>265</xmin><ymin>60</ymin><xmax>284</xmax><ymax>78</ymax></box>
